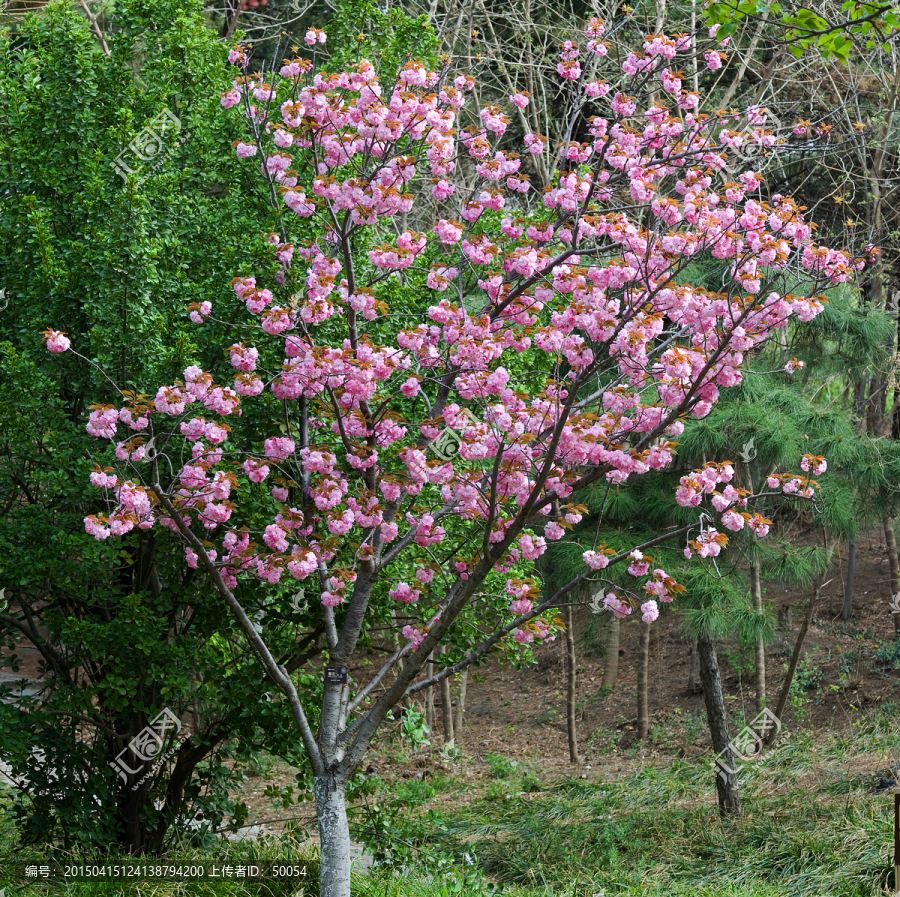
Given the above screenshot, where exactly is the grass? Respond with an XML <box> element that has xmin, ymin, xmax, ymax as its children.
<box><xmin>4</xmin><ymin>704</ymin><xmax>900</xmax><ymax>895</ymax></box>
<box><xmin>364</xmin><ymin>702</ymin><xmax>900</xmax><ymax>896</ymax></box>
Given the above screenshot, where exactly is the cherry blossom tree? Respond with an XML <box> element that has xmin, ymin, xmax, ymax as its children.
<box><xmin>44</xmin><ymin>21</ymin><xmax>868</xmax><ymax>896</ymax></box>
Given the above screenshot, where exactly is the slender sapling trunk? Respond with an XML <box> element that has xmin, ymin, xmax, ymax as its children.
<box><xmin>453</xmin><ymin>670</ymin><xmax>467</xmax><ymax>744</ymax></box>
<box><xmin>697</xmin><ymin>632</ymin><xmax>741</xmax><ymax>816</ymax></box>
<box><xmin>565</xmin><ymin>605</ymin><xmax>578</xmax><ymax>762</ymax></box>
<box><xmin>425</xmin><ymin>653</ymin><xmax>435</xmax><ymax>733</ymax></box>
<box><xmin>602</xmin><ymin>614</ymin><xmax>620</xmax><ymax>691</ymax></box>
<box><xmin>771</xmin><ymin>568</ymin><xmax>832</xmax><ymax>736</ymax></box>
<box><xmin>439</xmin><ymin>645</ymin><xmax>455</xmax><ymax>745</ymax></box>
<box><xmin>688</xmin><ymin>636</ymin><xmax>699</xmax><ymax>692</ymax></box>
<box><xmin>750</xmin><ymin>559</ymin><xmax>765</xmax><ymax>712</ymax></box>
<box><xmin>637</xmin><ymin>621</ymin><xmax>650</xmax><ymax>740</ymax></box>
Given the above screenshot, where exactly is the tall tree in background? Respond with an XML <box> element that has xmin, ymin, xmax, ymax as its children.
<box><xmin>0</xmin><ymin>0</ymin><xmax>321</xmax><ymax>853</ymax></box>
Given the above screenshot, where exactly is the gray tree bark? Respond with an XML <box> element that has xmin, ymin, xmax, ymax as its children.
<box><xmin>439</xmin><ymin>645</ymin><xmax>454</xmax><ymax>744</ymax></box>
<box><xmin>601</xmin><ymin>614</ymin><xmax>619</xmax><ymax>690</ymax></box>
<box><xmin>425</xmin><ymin>653</ymin><xmax>435</xmax><ymax>734</ymax></box>
<box><xmin>453</xmin><ymin>670</ymin><xmax>467</xmax><ymax>742</ymax></box>
<box><xmin>688</xmin><ymin>637</ymin><xmax>699</xmax><ymax>692</ymax></box>
<box><xmin>565</xmin><ymin>605</ymin><xmax>578</xmax><ymax>761</ymax></box>
<box><xmin>637</xmin><ymin>621</ymin><xmax>650</xmax><ymax>740</ymax></box>
<box><xmin>750</xmin><ymin>560</ymin><xmax>766</xmax><ymax>713</ymax></box>
<box><xmin>698</xmin><ymin>633</ymin><xmax>741</xmax><ymax>816</ymax></box>
<box><xmin>314</xmin><ymin>775</ymin><xmax>351</xmax><ymax>897</ymax></box>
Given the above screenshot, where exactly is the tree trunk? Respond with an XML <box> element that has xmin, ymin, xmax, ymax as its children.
<box><xmin>636</xmin><ymin>621</ymin><xmax>650</xmax><ymax>740</ymax></box>
<box><xmin>750</xmin><ymin>560</ymin><xmax>765</xmax><ymax>713</ymax></box>
<box><xmin>389</xmin><ymin>606</ymin><xmax>400</xmax><ymax>651</ymax></box>
<box><xmin>697</xmin><ymin>633</ymin><xmax>741</xmax><ymax>816</ymax></box>
<box><xmin>770</xmin><ymin>565</ymin><xmax>832</xmax><ymax>736</ymax></box>
<box><xmin>842</xmin><ymin>540</ymin><xmax>856</xmax><ymax>620</ymax></box>
<box><xmin>565</xmin><ymin>605</ymin><xmax>578</xmax><ymax>762</ymax></box>
<box><xmin>885</xmin><ymin>518</ymin><xmax>900</xmax><ymax>637</ymax></box>
<box><xmin>315</xmin><ymin>775</ymin><xmax>351</xmax><ymax>897</ymax></box>
<box><xmin>601</xmin><ymin>614</ymin><xmax>619</xmax><ymax>690</ymax></box>
<box><xmin>453</xmin><ymin>670</ymin><xmax>467</xmax><ymax>743</ymax></box>
<box><xmin>688</xmin><ymin>637</ymin><xmax>699</xmax><ymax>692</ymax></box>
<box><xmin>852</xmin><ymin>378</ymin><xmax>867</xmax><ymax>429</ymax></box>
<box><xmin>425</xmin><ymin>654</ymin><xmax>435</xmax><ymax>734</ymax></box>
<box><xmin>439</xmin><ymin>646</ymin><xmax>454</xmax><ymax>745</ymax></box>
<box><xmin>654</xmin><ymin>0</ymin><xmax>666</xmax><ymax>34</ymax></box>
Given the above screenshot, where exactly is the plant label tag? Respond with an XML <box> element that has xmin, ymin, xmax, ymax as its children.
<box><xmin>324</xmin><ymin>666</ymin><xmax>348</xmax><ymax>685</ymax></box>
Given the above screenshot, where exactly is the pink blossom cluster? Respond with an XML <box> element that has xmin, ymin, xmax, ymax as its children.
<box><xmin>800</xmin><ymin>454</ymin><xmax>827</xmax><ymax>476</ymax></box>
<box><xmin>45</xmin><ymin>23</ymin><xmax>868</xmax><ymax>652</ymax></box>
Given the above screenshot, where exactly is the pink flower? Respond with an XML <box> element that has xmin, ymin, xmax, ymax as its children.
<box><xmin>510</xmin><ymin>598</ymin><xmax>533</xmax><ymax>616</ymax></box>
<box><xmin>583</xmin><ymin>550</ymin><xmax>609</xmax><ymax>570</ymax></box>
<box><xmin>288</xmin><ymin>549</ymin><xmax>318</xmax><ymax>580</ymax></box>
<box><xmin>264</xmin><ymin>437</ymin><xmax>296</xmax><ymax>460</ymax></box>
<box><xmin>84</xmin><ymin>515</ymin><xmax>111</xmax><ymax>540</ymax></box>
<box><xmin>604</xmin><ymin>593</ymin><xmax>632</xmax><ymax>618</ymax></box>
<box><xmin>640</xmin><ymin>600</ymin><xmax>659</xmax><ymax>623</ymax></box>
<box><xmin>627</xmin><ymin>550</ymin><xmax>649</xmax><ymax>577</ymax></box>
<box><xmin>545</xmin><ymin>522</ymin><xmax>565</xmax><ymax>540</ymax></box>
<box><xmin>86</xmin><ymin>408</ymin><xmax>118</xmax><ymax>439</ymax></box>
<box><xmin>243</xmin><ymin>458</ymin><xmax>270</xmax><ymax>483</ymax></box>
<box><xmin>389</xmin><ymin>582</ymin><xmax>421</xmax><ymax>603</ymax></box>
<box><xmin>44</xmin><ymin>330</ymin><xmax>71</xmax><ymax>353</ymax></box>
<box><xmin>236</xmin><ymin>142</ymin><xmax>257</xmax><ymax>159</ymax></box>
<box><xmin>189</xmin><ymin>300</ymin><xmax>212</xmax><ymax>324</ymax></box>
<box><xmin>264</xmin><ymin>524</ymin><xmax>289</xmax><ymax>552</ymax></box>
<box><xmin>403</xmin><ymin>625</ymin><xmax>427</xmax><ymax>649</ymax></box>
<box><xmin>321</xmin><ymin>590</ymin><xmax>344</xmax><ymax>607</ymax></box>
<box><xmin>229</xmin><ymin>344</ymin><xmax>258</xmax><ymax>372</ymax></box>
<box><xmin>400</xmin><ymin>377</ymin><xmax>420</xmax><ymax>397</ymax></box>
<box><xmin>518</xmin><ymin>533</ymin><xmax>547</xmax><ymax>560</ymax></box>
<box><xmin>434</xmin><ymin>219</ymin><xmax>464</xmax><ymax>245</ymax></box>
